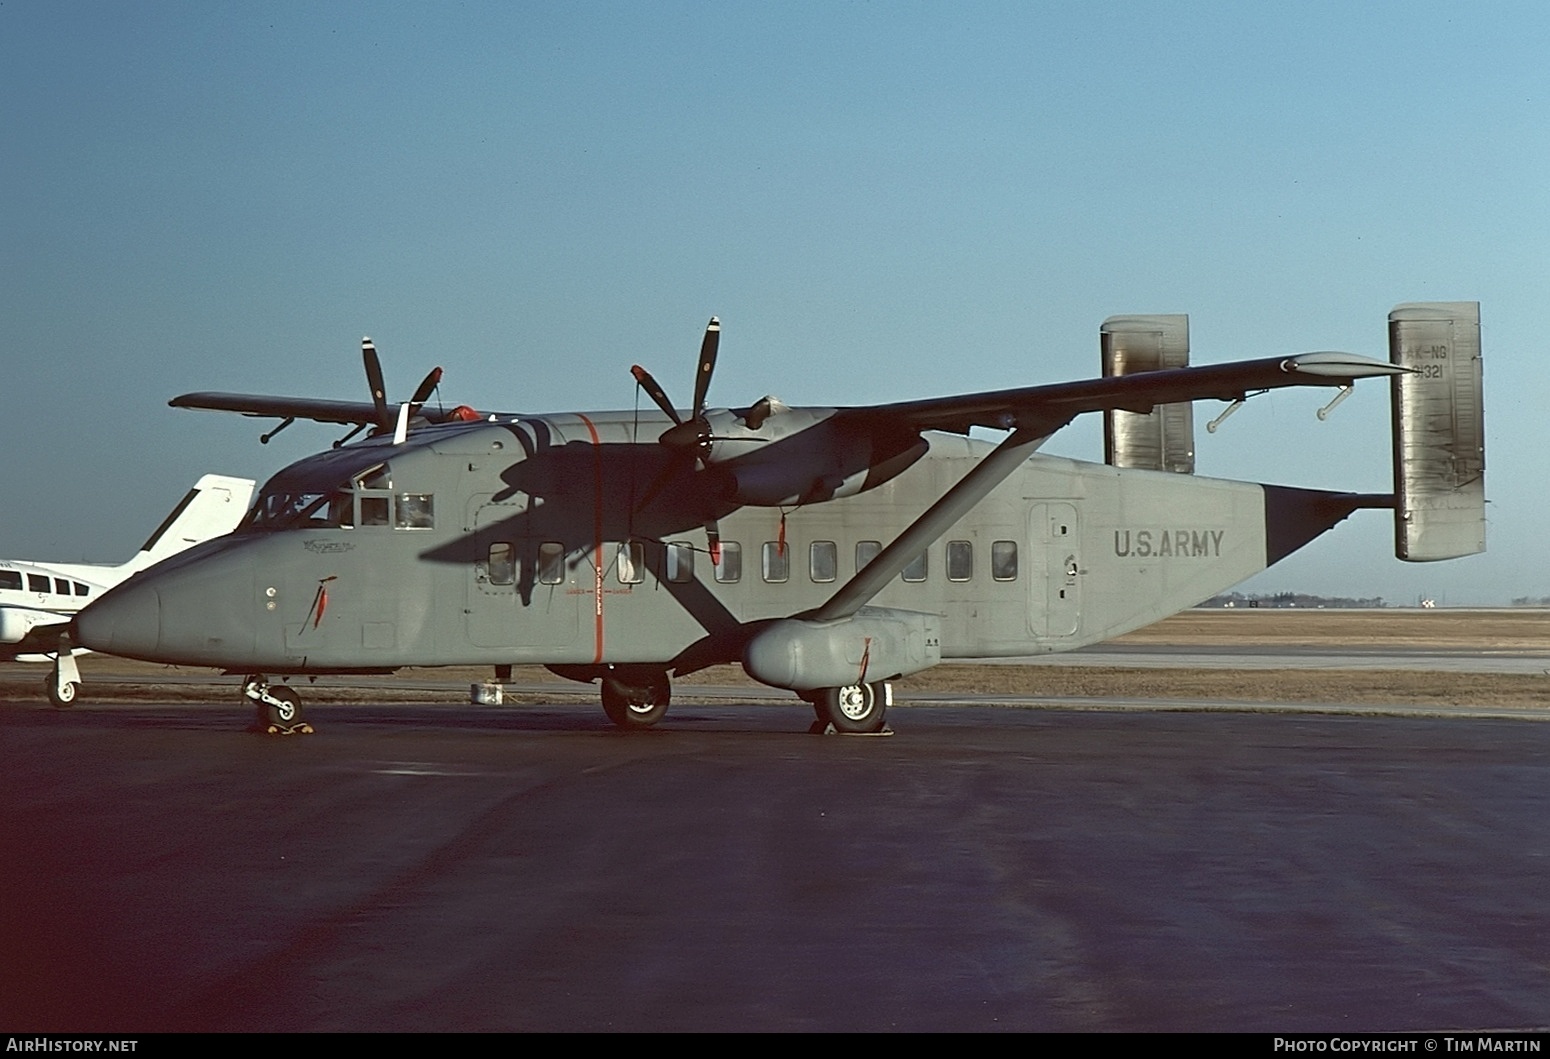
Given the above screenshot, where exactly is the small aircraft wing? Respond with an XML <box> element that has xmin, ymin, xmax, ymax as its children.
<box><xmin>844</xmin><ymin>352</ymin><xmax>1409</xmax><ymax>436</ymax></box>
<box><xmin>170</xmin><ymin>392</ymin><xmax>386</xmax><ymax>426</ymax></box>
<box><xmin>0</xmin><ymin>617</ymin><xmax>70</xmax><ymax>659</ymax></box>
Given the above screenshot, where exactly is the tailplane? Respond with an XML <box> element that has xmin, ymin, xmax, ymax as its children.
<box><xmin>125</xmin><ymin>474</ymin><xmax>256</xmax><ymax>573</ymax></box>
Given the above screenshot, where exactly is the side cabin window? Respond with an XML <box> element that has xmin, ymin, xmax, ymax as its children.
<box><xmin>28</xmin><ymin>574</ymin><xmax>50</xmax><ymax>593</ymax></box>
<box><xmin>616</xmin><ymin>542</ymin><xmax>645</xmax><ymax>585</ymax></box>
<box><xmin>856</xmin><ymin>540</ymin><xmax>882</xmax><ymax>573</ymax></box>
<box><xmin>992</xmin><ymin>540</ymin><xmax>1018</xmax><ymax>581</ymax></box>
<box><xmin>487</xmin><ymin>543</ymin><xmax>515</xmax><ymax>585</ymax></box>
<box><xmin>714</xmin><ymin>542</ymin><xmax>742</xmax><ymax>583</ymax></box>
<box><xmin>946</xmin><ymin>541</ymin><xmax>972</xmax><ymax>582</ymax></box>
<box><xmin>74</xmin><ymin>582</ymin><xmax>90</xmax><ymax>596</ymax></box>
<box><xmin>538</xmin><ymin>542</ymin><xmax>565</xmax><ymax>585</ymax></box>
<box><xmin>0</xmin><ymin>571</ymin><xmax>21</xmax><ymax>591</ymax></box>
<box><xmin>761</xmin><ymin>542</ymin><xmax>789</xmax><ymax>583</ymax></box>
<box><xmin>666</xmin><ymin>542</ymin><xmax>694</xmax><ymax>584</ymax></box>
<box><xmin>810</xmin><ymin>541</ymin><xmax>837</xmax><ymax>583</ymax></box>
<box><xmin>902</xmin><ymin>551</ymin><xmax>927</xmax><ymax>583</ymax></box>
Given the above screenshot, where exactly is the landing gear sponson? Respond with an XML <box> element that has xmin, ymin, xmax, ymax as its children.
<box><xmin>551</xmin><ymin>663</ymin><xmax>891</xmax><ymax>733</ymax></box>
<box><xmin>244</xmin><ymin>675</ymin><xmax>313</xmax><ymax>735</ymax></box>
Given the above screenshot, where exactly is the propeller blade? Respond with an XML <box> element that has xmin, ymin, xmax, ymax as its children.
<box><xmin>632</xmin><ymin>365</ymin><xmax>683</xmax><ymax>425</ymax></box>
<box><xmin>409</xmin><ymin>366</ymin><xmax>444</xmax><ymax>407</ymax></box>
<box><xmin>362</xmin><ymin>337</ymin><xmax>390</xmax><ymax>428</ymax></box>
<box><xmin>691</xmin><ymin>317</ymin><xmax>720</xmax><ymax>420</ymax></box>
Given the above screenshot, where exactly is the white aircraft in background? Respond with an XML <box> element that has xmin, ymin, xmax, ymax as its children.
<box><xmin>1</xmin><ymin>473</ymin><xmax>255</xmax><ymax>704</ymax></box>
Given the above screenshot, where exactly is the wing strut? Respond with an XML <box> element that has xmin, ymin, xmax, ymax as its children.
<box><xmin>809</xmin><ymin>425</ymin><xmax>1052</xmax><ymax>622</ymax></box>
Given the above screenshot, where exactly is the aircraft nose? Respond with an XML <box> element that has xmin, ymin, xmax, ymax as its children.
<box><xmin>74</xmin><ymin>541</ymin><xmax>260</xmax><ymax>666</ymax></box>
<box><xmin>75</xmin><ymin>577</ymin><xmax>163</xmax><ymax>659</ymax></box>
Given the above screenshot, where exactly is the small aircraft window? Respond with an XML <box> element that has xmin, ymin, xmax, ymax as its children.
<box><xmin>395</xmin><ymin>494</ymin><xmax>434</xmax><ymax>529</ymax></box>
<box><xmin>54</xmin><ymin>578</ymin><xmax>70</xmax><ymax>595</ymax></box>
<box><xmin>856</xmin><ymin>540</ymin><xmax>882</xmax><ymax>572</ymax></box>
<box><xmin>0</xmin><ymin>571</ymin><xmax>21</xmax><ymax>590</ymax></box>
<box><xmin>947</xmin><ymin>541</ymin><xmax>972</xmax><ymax>582</ymax></box>
<box><xmin>488</xmin><ymin>542</ymin><xmax>515</xmax><ymax>586</ymax></box>
<box><xmin>74</xmin><ymin>582</ymin><xmax>90</xmax><ymax>597</ymax></box>
<box><xmin>992</xmin><ymin>540</ymin><xmax>1018</xmax><ymax>581</ymax></box>
<box><xmin>359</xmin><ymin>495</ymin><xmax>391</xmax><ymax>526</ymax></box>
<box><xmin>810</xmin><ymin>541</ymin><xmax>837</xmax><ymax>583</ymax></box>
<box><xmin>616</xmin><ymin>541</ymin><xmax>645</xmax><ymax>585</ymax></box>
<box><xmin>538</xmin><ymin>542</ymin><xmax>565</xmax><ymax>585</ymax></box>
<box><xmin>28</xmin><ymin>574</ymin><xmax>50</xmax><ymax>593</ymax></box>
<box><xmin>715</xmin><ymin>542</ymin><xmax>742</xmax><ymax>583</ymax></box>
<box><xmin>666</xmin><ymin>542</ymin><xmax>694</xmax><ymax>584</ymax></box>
<box><xmin>902</xmin><ymin>551</ymin><xmax>927</xmax><ymax>583</ymax></box>
<box><xmin>762</xmin><ymin>542</ymin><xmax>789</xmax><ymax>583</ymax></box>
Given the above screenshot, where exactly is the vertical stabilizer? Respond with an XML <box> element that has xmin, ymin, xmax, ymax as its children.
<box><xmin>1389</xmin><ymin>302</ymin><xmax>1485</xmax><ymax>561</ymax></box>
<box><xmin>1101</xmin><ymin>314</ymin><xmax>1194</xmax><ymax>473</ymax></box>
<box><xmin>127</xmin><ymin>474</ymin><xmax>256</xmax><ymax>572</ymax></box>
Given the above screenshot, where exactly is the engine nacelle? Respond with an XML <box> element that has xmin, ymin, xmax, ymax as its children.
<box><xmin>742</xmin><ymin>606</ymin><xmax>942</xmax><ymax>692</ymax></box>
<box><xmin>704</xmin><ymin>409</ymin><xmax>928</xmax><ymax>507</ymax></box>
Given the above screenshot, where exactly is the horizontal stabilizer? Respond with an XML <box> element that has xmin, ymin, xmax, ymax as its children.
<box><xmin>1390</xmin><ymin>302</ymin><xmax>1485</xmax><ymax>561</ymax></box>
<box><xmin>1101</xmin><ymin>314</ymin><xmax>1194</xmax><ymax>473</ymax></box>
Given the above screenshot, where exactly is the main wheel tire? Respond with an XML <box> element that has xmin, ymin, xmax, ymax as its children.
<box><xmin>46</xmin><ymin>677</ymin><xmax>79</xmax><ymax>708</ymax></box>
<box><xmin>601</xmin><ymin>672</ymin><xmax>670</xmax><ymax>729</ymax></box>
<box><xmin>817</xmin><ymin>682</ymin><xmax>887</xmax><ymax>734</ymax></box>
<box><xmin>258</xmin><ymin>685</ymin><xmax>303</xmax><ymax>729</ymax></box>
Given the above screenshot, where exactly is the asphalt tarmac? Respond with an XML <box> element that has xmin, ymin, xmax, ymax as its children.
<box><xmin>4</xmin><ymin>696</ymin><xmax>1550</xmax><ymax>1032</ymax></box>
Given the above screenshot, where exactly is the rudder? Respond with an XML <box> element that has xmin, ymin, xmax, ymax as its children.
<box><xmin>1389</xmin><ymin>301</ymin><xmax>1485</xmax><ymax>561</ymax></box>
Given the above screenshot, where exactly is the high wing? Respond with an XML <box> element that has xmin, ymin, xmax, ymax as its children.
<box><xmin>170</xmin><ymin>337</ymin><xmax>481</xmax><ymax>438</ymax></box>
<box><xmin>838</xmin><ymin>351</ymin><xmax>1408</xmax><ymax>437</ymax></box>
<box><xmin>170</xmin><ymin>393</ymin><xmax>389</xmax><ymax>426</ymax></box>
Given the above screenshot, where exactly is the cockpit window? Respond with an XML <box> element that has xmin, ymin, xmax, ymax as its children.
<box><xmin>0</xmin><ymin>571</ymin><xmax>20</xmax><ymax>591</ymax></box>
<box><xmin>396</xmin><ymin>494</ymin><xmax>434</xmax><ymax>529</ymax></box>
<box><xmin>357</xmin><ymin>465</ymin><xmax>391</xmax><ymax>491</ymax></box>
<box><xmin>243</xmin><ymin>464</ymin><xmax>431</xmax><ymax>534</ymax></box>
<box><xmin>243</xmin><ymin>490</ymin><xmax>340</xmax><ymax>531</ymax></box>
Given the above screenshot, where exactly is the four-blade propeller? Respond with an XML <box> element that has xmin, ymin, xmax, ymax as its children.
<box><xmin>631</xmin><ymin>318</ymin><xmax>728</xmax><ymax>561</ymax></box>
<box><xmin>362</xmin><ymin>337</ymin><xmax>443</xmax><ymax>433</ymax></box>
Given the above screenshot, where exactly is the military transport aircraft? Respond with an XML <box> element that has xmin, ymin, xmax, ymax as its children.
<box><xmin>4</xmin><ymin>473</ymin><xmax>255</xmax><ymax>704</ymax></box>
<box><xmin>71</xmin><ymin>304</ymin><xmax>1484</xmax><ymax>733</ymax></box>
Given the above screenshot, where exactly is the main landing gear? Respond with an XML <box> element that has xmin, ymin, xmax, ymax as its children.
<box><xmin>806</xmin><ymin>681</ymin><xmax>891</xmax><ymax>735</ymax></box>
<box><xmin>45</xmin><ymin>649</ymin><xmax>82</xmax><ymax>708</ymax></box>
<box><xmin>600</xmin><ymin>668</ymin><xmax>671</xmax><ymax>729</ymax></box>
<box><xmin>245</xmin><ymin>676</ymin><xmax>312</xmax><ymax>735</ymax></box>
<box><xmin>593</xmin><ymin>666</ymin><xmax>891</xmax><ymax>735</ymax></box>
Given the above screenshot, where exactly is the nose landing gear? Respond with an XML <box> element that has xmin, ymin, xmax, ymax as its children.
<box><xmin>245</xmin><ymin>676</ymin><xmax>313</xmax><ymax>735</ymax></box>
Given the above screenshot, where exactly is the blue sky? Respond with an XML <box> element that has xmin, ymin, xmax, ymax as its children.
<box><xmin>3</xmin><ymin>2</ymin><xmax>1545</xmax><ymax>604</ymax></box>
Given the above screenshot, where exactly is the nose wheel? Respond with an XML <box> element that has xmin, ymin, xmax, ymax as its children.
<box><xmin>244</xmin><ymin>677</ymin><xmax>313</xmax><ymax>735</ymax></box>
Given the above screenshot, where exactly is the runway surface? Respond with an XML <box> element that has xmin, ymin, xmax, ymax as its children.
<box><xmin>4</xmin><ymin>696</ymin><xmax>1550</xmax><ymax>1032</ymax></box>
